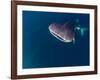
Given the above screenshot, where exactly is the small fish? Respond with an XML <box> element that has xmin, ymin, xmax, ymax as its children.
<box><xmin>48</xmin><ymin>19</ymin><xmax>88</xmax><ymax>44</ymax></box>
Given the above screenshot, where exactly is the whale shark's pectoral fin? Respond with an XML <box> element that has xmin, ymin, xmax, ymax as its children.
<box><xmin>74</xmin><ymin>27</ymin><xmax>88</xmax><ymax>36</ymax></box>
<box><xmin>80</xmin><ymin>28</ymin><xmax>88</xmax><ymax>36</ymax></box>
<box><xmin>72</xmin><ymin>38</ymin><xmax>75</xmax><ymax>44</ymax></box>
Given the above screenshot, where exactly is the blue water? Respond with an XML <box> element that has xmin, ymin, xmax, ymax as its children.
<box><xmin>22</xmin><ymin>10</ymin><xmax>90</xmax><ymax>69</ymax></box>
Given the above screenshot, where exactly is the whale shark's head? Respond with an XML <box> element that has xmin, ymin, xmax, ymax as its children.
<box><xmin>48</xmin><ymin>23</ymin><xmax>75</xmax><ymax>43</ymax></box>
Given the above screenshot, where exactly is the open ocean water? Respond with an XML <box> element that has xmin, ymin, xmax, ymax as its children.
<box><xmin>22</xmin><ymin>11</ymin><xmax>90</xmax><ymax>69</ymax></box>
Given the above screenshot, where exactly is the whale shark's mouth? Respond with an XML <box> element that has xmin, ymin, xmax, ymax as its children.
<box><xmin>51</xmin><ymin>31</ymin><xmax>65</xmax><ymax>42</ymax></box>
<box><xmin>49</xmin><ymin>29</ymin><xmax>72</xmax><ymax>43</ymax></box>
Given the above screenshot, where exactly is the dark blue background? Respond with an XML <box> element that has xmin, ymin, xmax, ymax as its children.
<box><xmin>22</xmin><ymin>11</ymin><xmax>90</xmax><ymax>69</ymax></box>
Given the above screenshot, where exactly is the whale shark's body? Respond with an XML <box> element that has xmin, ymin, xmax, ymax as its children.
<box><xmin>48</xmin><ymin>20</ymin><xmax>87</xmax><ymax>43</ymax></box>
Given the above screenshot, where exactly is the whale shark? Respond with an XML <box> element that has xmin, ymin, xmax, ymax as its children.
<box><xmin>48</xmin><ymin>19</ymin><xmax>88</xmax><ymax>43</ymax></box>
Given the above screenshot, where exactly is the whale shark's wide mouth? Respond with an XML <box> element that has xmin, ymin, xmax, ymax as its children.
<box><xmin>49</xmin><ymin>29</ymin><xmax>72</xmax><ymax>43</ymax></box>
<box><xmin>51</xmin><ymin>31</ymin><xmax>65</xmax><ymax>42</ymax></box>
